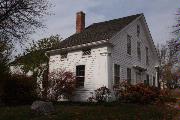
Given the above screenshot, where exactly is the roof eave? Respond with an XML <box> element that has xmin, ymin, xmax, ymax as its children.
<box><xmin>140</xmin><ymin>15</ymin><xmax>160</xmax><ymax>61</ymax></box>
<box><xmin>46</xmin><ymin>39</ymin><xmax>112</xmax><ymax>55</ymax></box>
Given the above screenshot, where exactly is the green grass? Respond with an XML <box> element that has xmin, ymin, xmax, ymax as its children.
<box><xmin>0</xmin><ymin>103</ymin><xmax>178</xmax><ymax>120</ymax></box>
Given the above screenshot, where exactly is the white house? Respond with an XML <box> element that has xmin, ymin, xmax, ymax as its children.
<box><xmin>47</xmin><ymin>11</ymin><xmax>160</xmax><ymax>101</ymax></box>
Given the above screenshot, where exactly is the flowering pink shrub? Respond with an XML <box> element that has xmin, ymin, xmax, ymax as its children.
<box><xmin>87</xmin><ymin>86</ymin><xmax>111</xmax><ymax>102</ymax></box>
<box><xmin>47</xmin><ymin>69</ymin><xmax>76</xmax><ymax>101</ymax></box>
<box><xmin>113</xmin><ymin>80</ymin><xmax>175</xmax><ymax>104</ymax></box>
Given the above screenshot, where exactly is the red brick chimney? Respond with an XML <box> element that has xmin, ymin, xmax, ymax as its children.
<box><xmin>76</xmin><ymin>11</ymin><xmax>85</xmax><ymax>33</ymax></box>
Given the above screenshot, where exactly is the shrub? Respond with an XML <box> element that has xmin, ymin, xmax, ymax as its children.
<box><xmin>2</xmin><ymin>74</ymin><xmax>37</xmax><ymax>105</ymax></box>
<box><xmin>47</xmin><ymin>69</ymin><xmax>76</xmax><ymax>101</ymax></box>
<box><xmin>87</xmin><ymin>86</ymin><xmax>111</xmax><ymax>102</ymax></box>
<box><xmin>113</xmin><ymin>81</ymin><xmax>174</xmax><ymax>104</ymax></box>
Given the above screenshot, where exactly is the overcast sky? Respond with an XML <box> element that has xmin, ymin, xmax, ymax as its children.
<box><xmin>33</xmin><ymin>0</ymin><xmax>180</xmax><ymax>45</ymax></box>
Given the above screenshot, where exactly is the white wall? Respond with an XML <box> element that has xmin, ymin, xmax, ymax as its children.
<box><xmin>109</xmin><ymin>17</ymin><xmax>159</xmax><ymax>86</ymax></box>
<box><xmin>49</xmin><ymin>46</ymin><xmax>111</xmax><ymax>101</ymax></box>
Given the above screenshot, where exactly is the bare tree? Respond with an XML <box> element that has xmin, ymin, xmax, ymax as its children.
<box><xmin>173</xmin><ymin>8</ymin><xmax>180</xmax><ymax>34</ymax></box>
<box><xmin>157</xmin><ymin>9</ymin><xmax>180</xmax><ymax>89</ymax></box>
<box><xmin>156</xmin><ymin>43</ymin><xmax>168</xmax><ymax>66</ymax></box>
<box><xmin>156</xmin><ymin>43</ymin><xmax>174</xmax><ymax>88</ymax></box>
<box><xmin>170</xmin><ymin>8</ymin><xmax>180</xmax><ymax>63</ymax></box>
<box><xmin>0</xmin><ymin>0</ymin><xmax>51</xmax><ymax>43</ymax></box>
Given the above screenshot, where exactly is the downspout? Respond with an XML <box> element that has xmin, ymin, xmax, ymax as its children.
<box><xmin>45</xmin><ymin>52</ymin><xmax>50</xmax><ymax>73</ymax></box>
<box><xmin>44</xmin><ymin>52</ymin><xmax>50</xmax><ymax>99</ymax></box>
<box><xmin>45</xmin><ymin>52</ymin><xmax>49</xmax><ymax>59</ymax></box>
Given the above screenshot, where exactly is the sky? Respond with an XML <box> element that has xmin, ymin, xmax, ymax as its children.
<box><xmin>33</xmin><ymin>0</ymin><xmax>180</xmax><ymax>45</ymax></box>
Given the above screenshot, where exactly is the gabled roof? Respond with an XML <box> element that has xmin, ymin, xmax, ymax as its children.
<box><xmin>59</xmin><ymin>13</ymin><xmax>142</xmax><ymax>48</ymax></box>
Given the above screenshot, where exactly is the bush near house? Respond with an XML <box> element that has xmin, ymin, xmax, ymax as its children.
<box><xmin>87</xmin><ymin>81</ymin><xmax>176</xmax><ymax>104</ymax></box>
<box><xmin>2</xmin><ymin>74</ymin><xmax>37</xmax><ymax>105</ymax></box>
<box><xmin>47</xmin><ymin>69</ymin><xmax>76</xmax><ymax>101</ymax></box>
<box><xmin>113</xmin><ymin>81</ymin><xmax>176</xmax><ymax>104</ymax></box>
<box><xmin>87</xmin><ymin>86</ymin><xmax>111</xmax><ymax>102</ymax></box>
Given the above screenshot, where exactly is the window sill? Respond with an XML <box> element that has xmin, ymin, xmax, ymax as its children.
<box><xmin>82</xmin><ymin>55</ymin><xmax>92</xmax><ymax>58</ymax></box>
<box><xmin>126</xmin><ymin>54</ymin><xmax>132</xmax><ymax>57</ymax></box>
<box><xmin>60</xmin><ymin>58</ymin><xmax>67</xmax><ymax>61</ymax></box>
<box><xmin>75</xmin><ymin>86</ymin><xmax>85</xmax><ymax>89</ymax></box>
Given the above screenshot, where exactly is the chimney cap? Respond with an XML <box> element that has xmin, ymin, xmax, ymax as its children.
<box><xmin>76</xmin><ymin>11</ymin><xmax>85</xmax><ymax>15</ymax></box>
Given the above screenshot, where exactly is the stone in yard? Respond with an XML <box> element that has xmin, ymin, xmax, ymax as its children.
<box><xmin>31</xmin><ymin>101</ymin><xmax>55</xmax><ymax>115</ymax></box>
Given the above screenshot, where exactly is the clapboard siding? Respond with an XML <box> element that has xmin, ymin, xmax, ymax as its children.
<box><xmin>49</xmin><ymin>46</ymin><xmax>110</xmax><ymax>101</ymax></box>
<box><xmin>109</xmin><ymin>17</ymin><xmax>159</xmax><ymax>86</ymax></box>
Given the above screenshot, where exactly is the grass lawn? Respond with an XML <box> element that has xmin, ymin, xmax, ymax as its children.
<box><xmin>0</xmin><ymin>103</ymin><xmax>178</xmax><ymax>120</ymax></box>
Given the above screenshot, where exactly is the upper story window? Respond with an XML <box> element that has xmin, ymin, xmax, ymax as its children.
<box><xmin>61</xmin><ymin>53</ymin><xmax>67</xmax><ymax>59</ymax></box>
<box><xmin>82</xmin><ymin>49</ymin><xmax>91</xmax><ymax>56</ymax></box>
<box><xmin>137</xmin><ymin>25</ymin><xmax>140</xmax><ymax>37</ymax></box>
<box><xmin>127</xmin><ymin>68</ymin><xmax>131</xmax><ymax>84</ymax></box>
<box><xmin>127</xmin><ymin>35</ymin><xmax>131</xmax><ymax>55</ymax></box>
<box><xmin>146</xmin><ymin>47</ymin><xmax>149</xmax><ymax>65</ymax></box>
<box><xmin>137</xmin><ymin>42</ymin><xmax>141</xmax><ymax>61</ymax></box>
<box><xmin>114</xmin><ymin>64</ymin><xmax>120</xmax><ymax>85</ymax></box>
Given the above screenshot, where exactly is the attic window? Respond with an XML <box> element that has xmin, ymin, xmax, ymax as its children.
<box><xmin>61</xmin><ymin>53</ymin><xmax>67</xmax><ymax>59</ymax></box>
<box><xmin>137</xmin><ymin>25</ymin><xmax>140</xmax><ymax>37</ymax></box>
<box><xmin>82</xmin><ymin>49</ymin><xmax>91</xmax><ymax>56</ymax></box>
<box><xmin>127</xmin><ymin>35</ymin><xmax>131</xmax><ymax>55</ymax></box>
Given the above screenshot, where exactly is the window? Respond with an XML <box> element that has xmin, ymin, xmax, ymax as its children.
<box><xmin>137</xmin><ymin>42</ymin><xmax>141</xmax><ymax>61</ymax></box>
<box><xmin>76</xmin><ymin>65</ymin><xmax>85</xmax><ymax>87</ymax></box>
<box><xmin>136</xmin><ymin>72</ymin><xmax>141</xmax><ymax>83</ymax></box>
<box><xmin>127</xmin><ymin>35</ymin><xmax>131</xmax><ymax>55</ymax></box>
<box><xmin>114</xmin><ymin>64</ymin><xmax>120</xmax><ymax>84</ymax></box>
<box><xmin>146</xmin><ymin>47</ymin><xmax>149</xmax><ymax>65</ymax></box>
<box><xmin>153</xmin><ymin>76</ymin><xmax>156</xmax><ymax>86</ymax></box>
<box><xmin>127</xmin><ymin>68</ymin><xmax>131</xmax><ymax>84</ymax></box>
<box><xmin>61</xmin><ymin>53</ymin><xmax>67</xmax><ymax>59</ymax></box>
<box><xmin>137</xmin><ymin>25</ymin><xmax>140</xmax><ymax>37</ymax></box>
<box><xmin>82</xmin><ymin>49</ymin><xmax>91</xmax><ymax>56</ymax></box>
<box><xmin>144</xmin><ymin>74</ymin><xmax>149</xmax><ymax>85</ymax></box>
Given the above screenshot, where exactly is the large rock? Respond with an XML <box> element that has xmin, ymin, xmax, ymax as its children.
<box><xmin>31</xmin><ymin>101</ymin><xmax>55</xmax><ymax>115</ymax></box>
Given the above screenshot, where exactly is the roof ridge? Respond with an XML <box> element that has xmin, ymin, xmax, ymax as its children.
<box><xmin>86</xmin><ymin>13</ymin><xmax>143</xmax><ymax>29</ymax></box>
